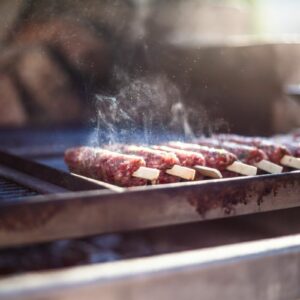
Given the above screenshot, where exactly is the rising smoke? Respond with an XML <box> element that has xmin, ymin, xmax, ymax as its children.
<box><xmin>89</xmin><ymin>74</ymin><xmax>198</xmax><ymax>146</ymax></box>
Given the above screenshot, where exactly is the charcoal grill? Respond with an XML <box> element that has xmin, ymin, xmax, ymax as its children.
<box><xmin>1</xmin><ymin>127</ymin><xmax>300</xmax><ymax>300</ymax></box>
<box><xmin>0</xmin><ymin>176</ymin><xmax>39</xmax><ymax>200</ymax></box>
<box><xmin>1</xmin><ymin>145</ymin><xmax>300</xmax><ymax>247</ymax></box>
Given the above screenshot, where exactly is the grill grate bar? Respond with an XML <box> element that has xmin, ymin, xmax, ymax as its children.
<box><xmin>0</xmin><ymin>176</ymin><xmax>40</xmax><ymax>201</ymax></box>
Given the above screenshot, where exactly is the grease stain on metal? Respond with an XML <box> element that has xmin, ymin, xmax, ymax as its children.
<box><xmin>187</xmin><ymin>174</ymin><xmax>299</xmax><ymax>216</ymax></box>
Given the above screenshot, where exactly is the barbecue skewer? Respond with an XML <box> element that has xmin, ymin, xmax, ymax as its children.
<box><xmin>167</xmin><ymin>142</ymin><xmax>257</xmax><ymax>177</ymax></box>
<box><xmin>152</xmin><ymin>145</ymin><xmax>222</xmax><ymax>179</ymax></box>
<box><xmin>117</xmin><ymin>145</ymin><xmax>196</xmax><ymax>182</ymax></box>
<box><xmin>152</xmin><ymin>145</ymin><xmax>207</xmax><ymax>180</ymax></box>
<box><xmin>280</xmin><ymin>155</ymin><xmax>300</xmax><ymax>169</ymax></box>
<box><xmin>253</xmin><ymin>160</ymin><xmax>283</xmax><ymax>174</ymax></box>
<box><xmin>193</xmin><ymin>165</ymin><xmax>223</xmax><ymax>179</ymax></box>
<box><xmin>64</xmin><ymin>147</ymin><xmax>160</xmax><ymax>187</ymax></box>
<box><xmin>226</xmin><ymin>161</ymin><xmax>257</xmax><ymax>176</ymax></box>
<box><xmin>272</xmin><ymin>136</ymin><xmax>300</xmax><ymax>169</ymax></box>
<box><xmin>132</xmin><ymin>167</ymin><xmax>161</xmax><ymax>181</ymax></box>
<box><xmin>195</xmin><ymin>138</ymin><xmax>283</xmax><ymax>174</ymax></box>
<box><xmin>71</xmin><ymin>173</ymin><xmax>125</xmax><ymax>192</ymax></box>
<box><xmin>165</xmin><ymin>165</ymin><xmax>196</xmax><ymax>180</ymax></box>
<box><xmin>216</xmin><ymin>134</ymin><xmax>300</xmax><ymax>170</ymax></box>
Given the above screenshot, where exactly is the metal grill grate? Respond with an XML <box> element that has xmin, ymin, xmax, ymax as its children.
<box><xmin>0</xmin><ymin>176</ymin><xmax>40</xmax><ymax>201</ymax></box>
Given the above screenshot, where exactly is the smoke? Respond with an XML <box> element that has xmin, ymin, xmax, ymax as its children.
<box><xmin>88</xmin><ymin>74</ymin><xmax>197</xmax><ymax>146</ymax></box>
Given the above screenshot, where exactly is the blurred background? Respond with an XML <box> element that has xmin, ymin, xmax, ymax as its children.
<box><xmin>1</xmin><ymin>0</ymin><xmax>300</xmax><ymax>135</ymax></box>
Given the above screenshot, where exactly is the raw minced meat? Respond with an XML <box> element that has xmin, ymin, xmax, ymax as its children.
<box><xmin>195</xmin><ymin>138</ymin><xmax>267</xmax><ymax>165</ymax></box>
<box><xmin>216</xmin><ymin>134</ymin><xmax>291</xmax><ymax>165</ymax></box>
<box><xmin>64</xmin><ymin>147</ymin><xmax>148</xmax><ymax>187</ymax></box>
<box><xmin>109</xmin><ymin>145</ymin><xmax>181</xmax><ymax>184</ymax></box>
<box><xmin>152</xmin><ymin>145</ymin><xmax>205</xmax><ymax>167</ymax></box>
<box><xmin>166</xmin><ymin>141</ymin><xmax>237</xmax><ymax>170</ymax></box>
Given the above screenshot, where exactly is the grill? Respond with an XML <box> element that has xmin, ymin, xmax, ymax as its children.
<box><xmin>1</xmin><ymin>146</ymin><xmax>300</xmax><ymax>247</ymax></box>
<box><xmin>1</xmin><ymin>127</ymin><xmax>300</xmax><ymax>300</ymax></box>
<box><xmin>0</xmin><ymin>176</ymin><xmax>39</xmax><ymax>200</ymax></box>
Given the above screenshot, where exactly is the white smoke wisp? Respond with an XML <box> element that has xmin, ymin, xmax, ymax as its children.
<box><xmin>89</xmin><ymin>95</ymin><xmax>131</xmax><ymax>147</ymax></box>
<box><xmin>170</xmin><ymin>102</ymin><xmax>194</xmax><ymax>139</ymax></box>
<box><xmin>88</xmin><ymin>74</ymin><xmax>202</xmax><ymax>146</ymax></box>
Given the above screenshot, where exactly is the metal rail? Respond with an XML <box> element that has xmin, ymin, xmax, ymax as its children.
<box><xmin>1</xmin><ymin>233</ymin><xmax>300</xmax><ymax>300</ymax></box>
<box><xmin>0</xmin><ymin>151</ymin><xmax>300</xmax><ymax>247</ymax></box>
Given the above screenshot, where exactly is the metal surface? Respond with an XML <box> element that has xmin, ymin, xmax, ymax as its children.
<box><xmin>0</xmin><ymin>150</ymin><xmax>112</xmax><ymax>193</ymax></box>
<box><xmin>0</xmin><ymin>165</ymin><xmax>66</xmax><ymax>195</ymax></box>
<box><xmin>1</xmin><ymin>233</ymin><xmax>300</xmax><ymax>300</ymax></box>
<box><xmin>0</xmin><ymin>163</ymin><xmax>300</xmax><ymax>247</ymax></box>
<box><xmin>1</xmin><ymin>128</ymin><xmax>300</xmax><ymax>300</ymax></box>
<box><xmin>0</xmin><ymin>176</ymin><xmax>39</xmax><ymax>200</ymax></box>
<box><xmin>1</xmin><ymin>128</ymin><xmax>300</xmax><ymax>248</ymax></box>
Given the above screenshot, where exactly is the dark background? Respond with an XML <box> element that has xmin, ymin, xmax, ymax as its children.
<box><xmin>0</xmin><ymin>0</ymin><xmax>300</xmax><ymax>136</ymax></box>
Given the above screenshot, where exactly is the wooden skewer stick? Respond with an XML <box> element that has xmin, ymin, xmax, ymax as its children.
<box><xmin>132</xmin><ymin>167</ymin><xmax>160</xmax><ymax>181</ymax></box>
<box><xmin>280</xmin><ymin>155</ymin><xmax>300</xmax><ymax>169</ymax></box>
<box><xmin>254</xmin><ymin>160</ymin><xmax>283</xmax><ymax>174</ymax></box>
<box><xmin>193</xmin><ymin>165</ymin><xmax>223</xmax><ymax>179</ymax></box>
<box><xmin>226</xmin><ymin>161</ymin><xmax>257</xmax><ymax>176</ymax></box>
<box><xmin>166</xmin><ymin>165</ymin><xmax>196</xmax><ymax>181</ymax></box>
<box><xmin>71</xmin><ymin>173</ymin><xmax>124</xmax><ymax>192</ymax></box>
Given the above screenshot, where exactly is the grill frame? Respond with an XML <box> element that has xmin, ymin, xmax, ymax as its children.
<box><xmin>0</xmin><ymin>156</ymin><xmax>300</xmax><ymax>247</ymax></box>
<box><xmin>0</xmin><ymin>175</ymin><xmax>40</xmax><ymax>200</ymax></box>
<box><xmin>1</xmin><ymin>127</ymin><xmax>300</xmax><ymax>299</ymax></box>
<box><xmin>1</xmin><ymin>127</ymin><xmax>300</xmax><ymax>249</ymax></box>
<box><xmin>0</xmin><ymin>164</ymin><xmax>68</xmax><ymax>196</ymax></box>
<box><xmin>1</xmin><ymin>233</ymin><xmax>300</xmax><ymax>300</ymax></box>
